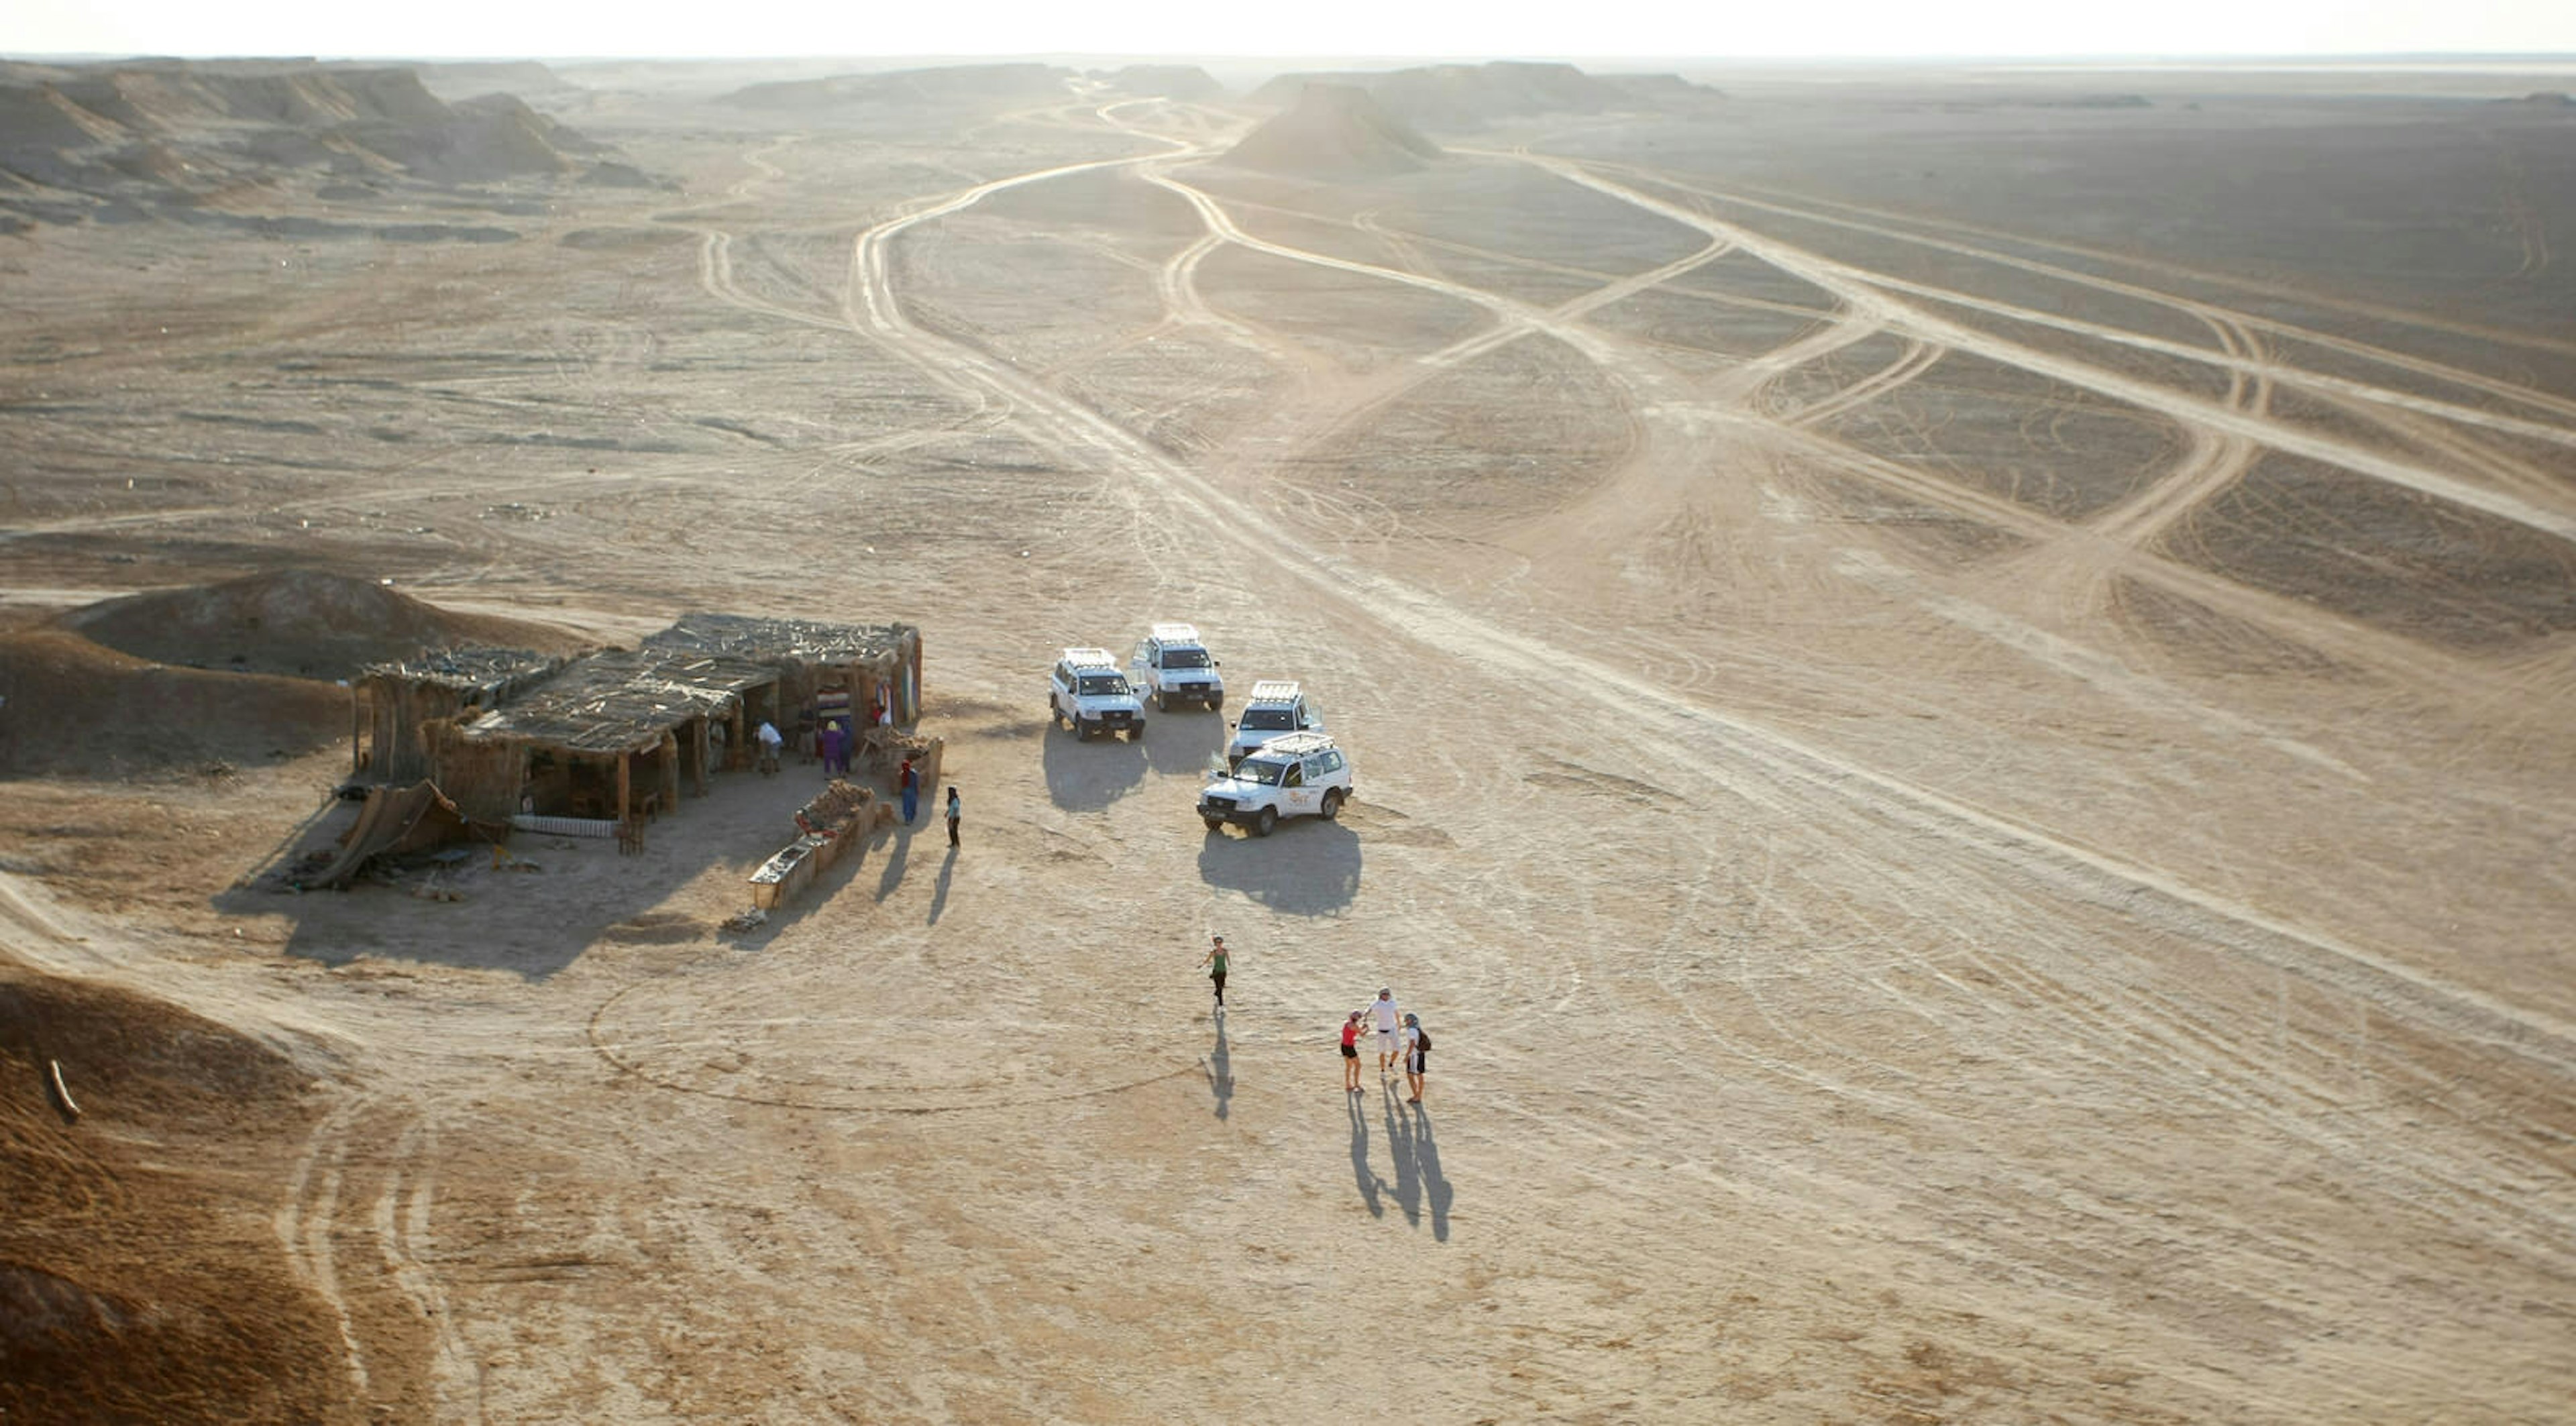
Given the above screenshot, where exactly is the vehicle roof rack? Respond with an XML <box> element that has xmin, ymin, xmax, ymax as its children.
<box><xmin>1147</xmin><ymin>622</ymin><xmax>1201</xmax><ymax>644</ymax></box>
<box><xmin>1255</xmin><ymin>730</ymin><xmax>1336</xmax><ymax>757</ymax></box>
<box><xmin>1063</xmin><ymin>647</ymin><xmax>1120</xmax><ymax>667</ymax></box>
<box><xmin>1246</xmin><ymin>679</ymin><xmax>1302</xmax><ymax>702</ymax></box>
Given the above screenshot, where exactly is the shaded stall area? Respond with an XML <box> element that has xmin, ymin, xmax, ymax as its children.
<box><xmin>434</xmin><ymin>650</ymin><xmax>782</xmax><ymax>826</ymax></box>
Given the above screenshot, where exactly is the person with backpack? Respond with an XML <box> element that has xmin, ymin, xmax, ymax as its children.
<box><xmin>1402</xmin><ymin>1013</ymin><xmax>1430</xmax><ymax>1105</ymax></box>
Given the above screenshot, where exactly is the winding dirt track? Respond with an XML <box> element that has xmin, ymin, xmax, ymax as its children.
<box><xmin>9</xmin><ymin>78</ymin><xmax>2573</xmax><ymax>1424</ymax></box>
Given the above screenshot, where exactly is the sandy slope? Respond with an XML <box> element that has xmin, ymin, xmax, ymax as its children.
<box><xmin>2</xmin><ymin>67</ymin><xmax>2572</xmax><ymax>1423</ymax></box>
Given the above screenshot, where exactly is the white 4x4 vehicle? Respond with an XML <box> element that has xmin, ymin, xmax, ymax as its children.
<box><xmin>1129</xmin><ymin>623</ymin><xmax>1224</xmax><ymax>712</ymax></box>
<box><xmin>1050</xmin><ymin>647</ymin><xmax>1144</xmax><ymax>741</ymax></box>
<box><xmin>1225</xmin><ymin>680</ymin><xmax>1323</xmax><ymax>765</ymax></box>
<box><xmin>1198</xmin><ymin>730</ymin><xmax>1351</xmax><ymax>836</ymax></box>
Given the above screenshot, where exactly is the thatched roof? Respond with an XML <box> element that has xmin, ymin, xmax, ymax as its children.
<box><xmin>459</xmin><ymin>649</ymin><xmax>776</xmax><ymax>753</ymax></box>
<box><xmin>643</xmin><ymin>612</ymin><xmax>913</xmax><ymax>667</ymax></box>
<box><xmin>360</xmin><ymin>647</ymin><xmax>566</xmax><ymax>692</ymax></box>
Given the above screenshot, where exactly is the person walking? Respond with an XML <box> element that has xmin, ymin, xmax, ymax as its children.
<box><xmin>899</xmin><ymin>758</ymin><xmax>920</xmax><ymax>824</ymax></box>
<box><xmin>945</xmin><ymin>786</ymin><xmax>961</xmax><ymax>848</ymax></box>
<box><xmin>1199</xmin><ymin>935</ymin><xmax>1229</xmax><ymax>1009</ymax></box>
<box><xmin>1365</xmin><ymin>988</ymin><xmax>1402</xmax><ymax>1076</ymax></box>
<box><xmin>1339</xmin><ymin>1011</ymin><xmax>1364</xmax><ymax>1093</ymax></box>
<box><xmin>1402</xmin><ymin>1013</ymin><xmax>1430</xmax><ymax>1104</ymax></box>
<box><xmin>755</xmin><ymin>719</ymin><xmax>783</xmax><ymax>776</ymax></box>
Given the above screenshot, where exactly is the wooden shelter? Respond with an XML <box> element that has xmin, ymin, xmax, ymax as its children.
<box><xmin>435</xmin><ymin>649</ymin><xmax>782</xmax><ymax>824</ymax></box>
<box><xmin>354</xmin><ymin>648</ymin><xmax>566</xmax><ymax>783</ymax></box>
<box><xmin>643</xmin><ymin>613</ymin><xmax>923</xmax><ymax>735</ymax></box>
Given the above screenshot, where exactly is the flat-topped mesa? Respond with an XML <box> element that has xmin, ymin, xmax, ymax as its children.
<box><xmin>1220</xmin><ymin>83</ymin><xmax>1446</xmax><ymax>180</ymax></box>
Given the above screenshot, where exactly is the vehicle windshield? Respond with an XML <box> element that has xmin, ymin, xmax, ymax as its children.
<box><xmin>1077</xmin><ymin>673</ymin><xmax>1130</xmax><ymax>696</ymax></box>
<box><xmin>1161</xmin><ymin>648</ymin><xmax>1210</xmax><ymax>669</ymax></box>
<box><xmin>1238</xmin><ymin>707</ymin><xmax>1294</xmax><ymax>730</ymax></box>
<box><xmin>1232</xmin><ymin>759</ymin><xmax>1285</xmax><ymax>786</ymax></box>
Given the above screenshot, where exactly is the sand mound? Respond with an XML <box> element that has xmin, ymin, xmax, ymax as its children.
<box><xmin>60</xmin><ymin>570</ymin><xmax>583</xmax><ymax>680</ymax></box>
<box><xmin>1221</xmin><ymin>84</ymin><xmax>1446</xmax><ymax>180</ymax></box>
<box><xmin>0</xmin><ymin>628</ymin><xmax>347</xmax><ymax>779</ymax></box>
<box><xmin>0</xmin><ymin>956</ymin><xmax>367</xmax><ymax>1423</ymax></box>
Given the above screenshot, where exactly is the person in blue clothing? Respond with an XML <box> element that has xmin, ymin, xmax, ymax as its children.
<box><xmin>899</xmin><ymin>758</ymin><xmax>920</xmax><ymax>823</ymax></box>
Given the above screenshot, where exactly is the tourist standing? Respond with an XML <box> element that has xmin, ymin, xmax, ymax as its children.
<box><xmin>945</xmin><ymin>786</ymin><xmax>961</xmax><ymax>848</ymax></box>
<box><xmin>1199</xmin><ymin>935</ymin><xmax>1229</xmax><ymax>1009</ymax></box>
<box><xmin>1402</xmin><ymin>1013</ymin><xmax>1429</xmax><ymax>1105</ymax></box>
<box><xmin>1365</xmin><ymin>988</ymin><xmax>1402</xmax><ymax>1075</ymax></box>
<box><xmin>899</xmin><ymin>758</ymin><xmax>920</xmax><ymax>824</ymax></box>
<box><xmin>1339</xmin><ymin>1011</ymin><xmax>1364</xmax><ymax>1093</ymax></box>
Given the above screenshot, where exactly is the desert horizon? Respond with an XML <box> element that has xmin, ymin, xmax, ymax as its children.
<box><xmin>2</xmin><ymin>46</ymin><xmax>2571</xmax><ymax>1423</ymax></box>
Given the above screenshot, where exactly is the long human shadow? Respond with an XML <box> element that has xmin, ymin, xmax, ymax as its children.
<box><xmin>1383</xmin><ymin>1081</ymin><xmax>1422</xmax><ymax>1228</ymax></box>
<box><xmin>873</xmin><ymin>819</ymin><xmax>912</xmax><ymax>901</ymax></box>
<box><xmin>1415</xmin><ymin>1104</ymin><xmax>1452</xmax><ymax>1242</ymax></box>
<box><xmin>1347</xmin><ymin>1090</ymin><xmax>1383</xmax><ymax>1217</ymax></box>
<box><xmin>1205</xmin><ymin>1013</ymin><xmax>1232</xmax><ymax>1121</ymax></box>
<box><xmin>926</xmin><ymin>844</ymin><xmax>956</xmax><ymax>924</ymax></box>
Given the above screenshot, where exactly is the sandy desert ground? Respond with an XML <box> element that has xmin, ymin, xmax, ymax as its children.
<box><xmin>3</xmin><ymin>56</ymin><xmax>2574</xmax><ymax>1423</ymax></box>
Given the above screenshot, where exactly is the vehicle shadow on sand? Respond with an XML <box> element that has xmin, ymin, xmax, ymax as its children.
<box><xmin>1139</xmin><ymin>708</ymin><xmax>1227</xmax><ymax>779</ymax></box>
<box><xmin>1196</xmin><ymin>820</ymin><xmax>1361</xmax><ymax>915</ymax></box>
<box><xmin>1039</xmin><ymin>720</ymin><xmax>1146</xmax><ymax>812</ymax></box>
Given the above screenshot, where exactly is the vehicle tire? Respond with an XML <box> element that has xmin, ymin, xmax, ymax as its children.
<box><xmin>1155</xmin><ymin>690</ymin><xmax>1169</xmax><ymax>712</ymax></box>
<box><xmin>1202</xmin><ymin>817</ymin><xmax>1224</xmax><ymax>833</ymax></box>
<box><xmin>1130</xmin><ymin>720</ymin><xmax>1145</xmax><ymax>742</ymax></box>
<box><xmin>1073</xmin><ymin>716</ymin><xmax>1089</xmax><ymax>741</ymax></box>
<box><xmin>1320</xmin><ymin>789</ymin><xmax>1344</xmax><ymax>820</ymax></box>
<box><xmin>1253</xmin><ymin>806</ymin><xmax>1277</xmax><ymax>838</ymax></box>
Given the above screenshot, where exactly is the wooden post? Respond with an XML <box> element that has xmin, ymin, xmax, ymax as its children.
<box><xmin>351</xmin><ymin>682</ymin><xmax>364</xmax><ymax>775</ymax></box>
<box><xmin>690</xmin><ymin>720</ymin><xmax>708</xmax><ymax>798</ymax></box>
<box><xmin>614</xmin><ymin>750</ymin><xmax>631</xmax><ymax>825</ymax></box>
<box><xmin>659</xmin><ymin>732</ymin><xmax>679</xmax><ymax>814</ymax></box>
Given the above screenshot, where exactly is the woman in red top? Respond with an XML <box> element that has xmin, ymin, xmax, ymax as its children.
<box><xmin>1339</xmin><ymin>1011</ymin><xmax>1364</xmax><ymax>1093</ymax></box>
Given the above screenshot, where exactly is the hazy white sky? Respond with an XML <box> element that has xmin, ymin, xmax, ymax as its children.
<box><xmin>8</xmin><ymin>0</ymin><xmax>2573</xmax><ymax>61</ymax></box>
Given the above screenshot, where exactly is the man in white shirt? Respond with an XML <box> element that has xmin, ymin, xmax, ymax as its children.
<box><xmin>1366</xmin><ymin>987</ymin><xmax>1401</xmax><ymax>1075</ymax></box>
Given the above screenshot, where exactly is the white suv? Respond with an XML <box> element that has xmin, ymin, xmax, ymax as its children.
<box><xmin>1049</xmin><ymin>647</ymin><xmax>1145</xmax><ymax>741</ymax></box>
<box><xmin>1199</xmin><ymin>730</ymin><xmax>1351</xmax><ymax>836</ymax></box>
<box><xmin>1129</xmin><ymin>622</ymin><xmax>1224</xmax><ymax>712</ymax></box>
<box><xmin>1226</xmin><ymin>680</ymin><xmax>1323</xmax><ymax>765</ymax></box>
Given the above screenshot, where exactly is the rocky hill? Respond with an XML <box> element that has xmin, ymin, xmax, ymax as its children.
<box><xmin>1092</xmin><ymin>64</ymin><xmax>1227</xmax><ymax>102</ymax></box>
<box><xmin>1221</xmin><ymin>83</ymin><xmax>1447</xmax><ymax>180</ymax></box>
<box><xmin>721</xmin><ymin>62</ymin><xmax>1071</xmax><ymax>113</ymax></box>
<box><xmin>0</xmin><ymin>58</ymin><xmax>623</xmax><ymax>230</ymax></box>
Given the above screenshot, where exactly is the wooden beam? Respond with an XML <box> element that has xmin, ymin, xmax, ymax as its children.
<box><xmin>615</xmin><ymin>750</ymin><xmax>631</xmax><ymax>825</ymax></box>
<box><xmin>47</xmin><ymin>1059</ymin><xmax>80</xmax><ymax>1120</ymax></box>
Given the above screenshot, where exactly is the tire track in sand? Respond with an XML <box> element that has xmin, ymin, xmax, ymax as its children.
<box><xmin>834</xmin><ymin>145</ymin><xmax>2576</xmax><ymax>1071</ymax></box>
